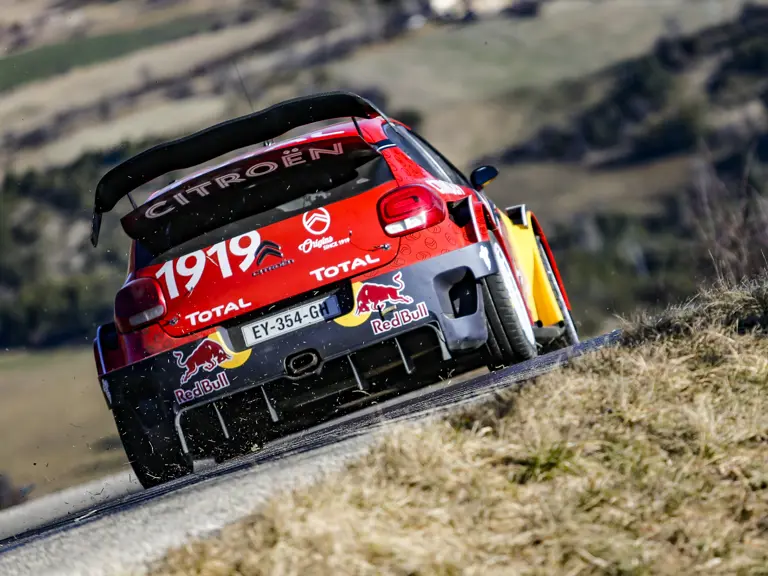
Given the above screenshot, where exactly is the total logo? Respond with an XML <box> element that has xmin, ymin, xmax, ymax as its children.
<box><xmin>302</xmin><ymin>207</ymin><xmax>331</xmax><ymax>235</ymax></box>
<box><xmin>309</xmin><ymin>254</ymin><xmax>381</xmax><ymax>281</ymax></box>
<box><xmin>185</xmin><ymin>298</ymin><xmax>253</xmax><ymax>327</ymax></box>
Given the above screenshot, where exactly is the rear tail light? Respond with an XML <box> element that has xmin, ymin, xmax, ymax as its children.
<box><xmin>377</xmin><ymin>184</ymin><xmax>447</xmax><ymax>237</ymax></box>
<box><xmin>114</xmin><ymin>277</ymin><xmax>167</xmax><ymax>333</ymax></box>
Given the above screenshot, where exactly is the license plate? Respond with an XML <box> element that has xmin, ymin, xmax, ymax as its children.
<box><xmin>241</xmin><ymin>295</ymin><xmax>341</xmax><ymax>347</ymax></box>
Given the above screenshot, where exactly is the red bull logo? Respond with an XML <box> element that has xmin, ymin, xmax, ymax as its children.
<box><xmin>371</xmin><ymin>302</ymin><xmax>428</xmax><ymax>335</ymax></box>
<box><xmin>173</xmin><ymin>339</ymin><xmax>232</xmax><ymax>384</ymax></box>
<box><xmin>174</xmin><ymin>372</ymin><xmax>231</xmax><ymax>405</ymax></box>
<box><xmin>355</xmin><ymin>272</ymin><xmax>413</xmax><ymax>315</ymax></box>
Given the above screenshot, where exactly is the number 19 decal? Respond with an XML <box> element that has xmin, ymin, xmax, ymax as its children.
<box><xmin>156</xmin><ymin>231</ymin><xmax>262</xmax><ymax>299</ymax></box>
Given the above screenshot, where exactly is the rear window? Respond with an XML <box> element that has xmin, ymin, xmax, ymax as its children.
<box><xmin>124</xmin><ymin>136</ymin><xmax>394</xmax><ymax>269</ymax></box>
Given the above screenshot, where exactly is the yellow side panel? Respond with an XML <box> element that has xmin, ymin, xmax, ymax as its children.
<box><xmin>499</xmin><ymin>210</ymin><xmax>564</xmax><ymax>327</ymax></box>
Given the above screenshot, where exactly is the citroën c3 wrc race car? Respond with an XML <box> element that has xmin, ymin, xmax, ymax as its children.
<box><xmin>90</xmin><ymin>91</ymin><xmax>579</xmax><ymax>488</ymax></box>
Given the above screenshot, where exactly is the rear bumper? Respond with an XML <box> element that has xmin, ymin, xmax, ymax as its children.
<box><xmin>104</xmin><ymin>242</ymin><xmax>496</xmax><ymax>446</ymax></box>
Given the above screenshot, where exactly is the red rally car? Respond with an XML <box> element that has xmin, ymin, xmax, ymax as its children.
<box><xmin>91</xmin><ymin>91</ymin><xmax>579</xmax><ymax>488</ymax></box>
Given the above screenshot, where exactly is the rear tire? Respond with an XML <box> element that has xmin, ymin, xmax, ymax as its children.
<box><xmin>482</xmin><ymin>235</ymin><xmax>538</xmax><ymax>369</ymax></box>
<box><xmin>112</xmin><ymin>403</ymin><xmax>193</xmax><ymax>489</ymax></box>
<box><xmin>536</xmin><ymin>236</ymin><xmax>579</xmax><ymax>352</ymax></box>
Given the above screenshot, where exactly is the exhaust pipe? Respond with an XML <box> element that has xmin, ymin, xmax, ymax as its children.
<box><xmin>285</xmin><ymin>350</ymin><xmax>321</xmax><ymax>377</ymax></box>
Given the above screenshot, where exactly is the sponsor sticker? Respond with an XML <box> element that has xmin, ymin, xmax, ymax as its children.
<box><xmin>174</xmin><ymin>372</ymin><xmax>231</xmax><ymax>405</ymax></box>
<box><xmin>425</xmin><ymin>179</ymin><xmax>466</xmax><ymax>197</ymax></box>
<box><xmin>355</xmin><ymin>271</ymin><xmax>413</xmax><ymax>315</ymax></box>
<box><xmin>170</xmin><ymin>332</ymin><xmax>252</xmax><ymax>404</ymax></box>
<box><xmin>309</xmin><ymin>254</ymin><xmax>381</xmax><ymax>281</ymax></box>
<box><xmin>173</xmin><ymin>339</ymin><xmax>232</xmax><ymax>384</ymax></box>
<box><xmin>370</xmin><ymin>302</ymin><xmax>429</xmax><ymax>335</ymax></box>
<box><xmin>333</xmin><ymin>271</ymin><xmax>417</xmax><ymax>328</ymax></box>
<box><xmin>298</xmin><ymin>235</ymin><xmax>350</xmax><ymax>254</ymax></box>
<box><xmin>252</xmin><ymin>257</ymin><xmax>295</xmax><ymax>277</ymax></box>
<box><xmin>155</xmin><ymin>231</ymin><xmax>286</xmax><ymax>300</ymax></box>
<box><xmin>143</xmin><ymin>142</ymin><xmax>346</xmax><ymax>220</ymax></box>
<box><xmin>185</xmin><ymin>298</ymin><xmax>253</xmax><ymax>327</ymax></box>
<box><xmin>302</xmin><ymin>207</ymin><xmax>331</xmax><ymax>235</ymax></box>
<box><xmin>253</xmin><ymin>240</ymin><xmax>283</xmax><ymax>264</ymax></box>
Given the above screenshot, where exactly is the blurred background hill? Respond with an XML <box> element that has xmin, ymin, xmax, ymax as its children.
<box><xmin>2</xmin><ymin>0</ymin><xmax>768</xmax><ymax>499</ymax></box>
<box><xmin>2</xmin><ymin>0</ymin><xmax>768</xmax><ymax>348</ymax></box>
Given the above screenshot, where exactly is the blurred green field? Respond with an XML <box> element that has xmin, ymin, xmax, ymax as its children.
<box><xmin>0</xmin><ymin>13</ymin><xmax>216</xmax><ymax>94</ymax></box>
<box><xmin>0</xmin><ymin>347</ymin><xmax>127</xmax><ymax>498</ymax></box>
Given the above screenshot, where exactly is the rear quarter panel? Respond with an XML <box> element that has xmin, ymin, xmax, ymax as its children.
<box><xmin>94</xmin><ymin>323</ymin><xmax>125</xmax><ymax>377</ymax></box>
<box><xmin>354</xmin><ymin>146</ymin><xmax>483</xmax><ymax>281</ymax></box>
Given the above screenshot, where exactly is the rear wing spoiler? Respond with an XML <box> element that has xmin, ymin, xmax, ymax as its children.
<box><xmin>90</xmin><ymin>91</ymin><xmax>393</xmax><ymax>247</ymax></box>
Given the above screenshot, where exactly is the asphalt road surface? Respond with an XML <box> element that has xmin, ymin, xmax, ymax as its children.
<box><xmin>0</xmin><ymin>331</ymin><xmax>619</xmax><ymax>575</ymax></box>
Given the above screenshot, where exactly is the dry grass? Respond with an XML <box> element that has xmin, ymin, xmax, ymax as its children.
<box><xmin>623</xmin><ymin>275</ymin><xmax>768</xmax><ymax>345</ymax></box>
<box><xmin>148</xmin><ymin>276</ymin><xmax>768</xmax><ymax>575</ymax></box>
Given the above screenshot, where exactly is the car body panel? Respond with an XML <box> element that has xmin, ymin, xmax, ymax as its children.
<box><xmin>102</xmin><ymin>243</ymin><xmax>495</xmax><ymax>416</ymax></box>
<box><xmin>529</xmin><ymin>210</ymin><xmax>572</xmax><ymax>311</ymax></box>
<box><xmin>89</xmin><ymin>92</ymin><xmax>581</xmax><ymax>484</ymax></box>
<box><xmin>134</xmin><ymin>180</ymin><xmax>402</xmax><ymax>338</ymax></box>
<box><xmin>93</xmin><ymin>99</ymin><xmax>576</xmax><ymax>432</ymax></box>
<box><xmin>498</xmin><ymin>210</ymin><xmax>564</xmax><ymax>327</ymax></box>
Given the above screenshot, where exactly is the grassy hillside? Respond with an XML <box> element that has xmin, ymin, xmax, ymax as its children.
<box><xmin>148</xmin><ymin>276</ymin><xmax>768</xmax><ymax>575</ymax></box>
<box><xmin>1</xmin><ymin>3</ymin><xmax>767</xmax><ymax>347</ymax></box>
<box><xmin>0</xmin><ymin>0</ymin><xmax>301</xmax><ymax>58</ymax></box>
<box><xmin>464</xmin><ymin>4</ymin><xmax>768</xmax><ymax>334</ymax></box>
<box><xmin>0</xmin><ymin>13</ymin><xmax>226</xmax><ymax>94</ymax></box>
<box><xmin>0</xmin><ymin>138</ymin><xmax>167</xmax><ymax>347</ymax></box>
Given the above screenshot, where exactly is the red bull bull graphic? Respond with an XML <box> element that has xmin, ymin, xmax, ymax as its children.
<box><xmin>370</xmin><ymin>302</ymin><xmax>428</xmax><ymax>335</ymax></box>
<box><xmin>355</xmin><ymin>272</ymin><xmax>413</xmax><ymax>315</ymax></box>
<box><xmin>173</xmin><ymin>339</ymin><xmax>232</xmax><ymax>384</ymax></box>
<box><xmin>174</xmin><ymin>372</ymin><xmax>231</xmax><ymax>404</ymax></box>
